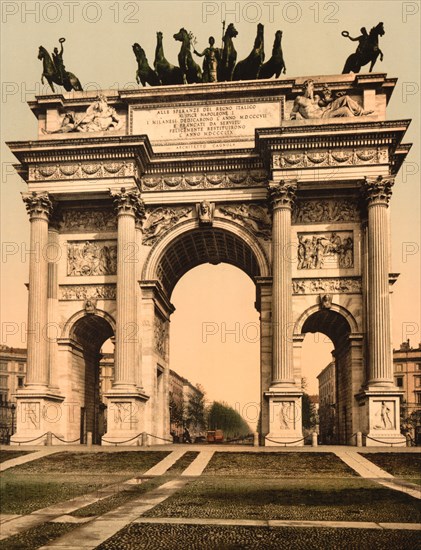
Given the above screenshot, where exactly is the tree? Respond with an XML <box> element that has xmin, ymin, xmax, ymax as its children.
<box><xmin>301</xmin><ymin>378</ymin><xmax>317</xmax><ymax>431</ymax></box>
<box><xmin>207</xmin><ymin>401</ymin><xmax>251</xmax><ymax>439</ymax></box>
<box><xmin>186</xmin><ymin>384</ymin><xmax>206</xmax><ymax>433</ymax></box>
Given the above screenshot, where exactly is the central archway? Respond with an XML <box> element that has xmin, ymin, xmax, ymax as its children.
<box><xmin>141</xmin><ymin>221</ymin><xmax>271</xmax><ymax>441</ymax></box>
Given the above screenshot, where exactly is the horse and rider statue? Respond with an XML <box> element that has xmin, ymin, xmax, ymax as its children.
<box><xmin>38</xmin><ymin>38</ymin><xmax>83</xmax><ymax>92</ymax></box>
<box><xmin>342</xmin><ymin>22</ymin><xmax>385</xmax><ymax>73</ymax></box>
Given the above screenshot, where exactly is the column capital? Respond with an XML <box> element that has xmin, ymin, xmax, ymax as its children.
<box><xmin>268</xmin><ymin>180</ymin><xmax>297</xmax><ymax>209</ymax></box>
<box><xmin>363</xmin><ymin>176</ymin><xmax>394</xmax><ymax>207</ymax></box>
<box><xmin>111</xmin><ymin>187</ymin><xmax>146</xmax><ymax>221</ymax></box>
<box><xmin>22</xmin><ymin>191</ymin><xmax>53</xmax><ymax>221</ymax></box>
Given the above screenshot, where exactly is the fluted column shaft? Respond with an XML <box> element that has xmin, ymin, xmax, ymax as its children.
<box><xmin>364</xmin><ymin>176</ymin><xmax>394</xmax><ymax>385</ymax></box>
<box><xmin>269</xmin><ymin>181</ymin><xmax>297</xmax><ymax>385</ymax></box>
<box><xmin>112</xmin><ymin>188</ymin><xmax>145</xmax><ymax>389</ymax></box>
<box><xmin>22</xmin><ymin>192</ymin><xmax>53</xmax><ymax>388</ymax></box>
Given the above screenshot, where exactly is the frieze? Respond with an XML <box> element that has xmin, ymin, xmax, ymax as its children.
<box><xmin>60</xmin><ymin>284</ymin><xmax>117</xmax><ymax>300</ymax></box>
<box><xmin>272</xmin><ymin>147</ymin><xmax>388</xmax><ymax>170</ymax></box>
<box><xmin>218</xmin><ymin>203</ymin><xmax>271</xmax><ymax>240</ymax></box>
<box><xmin>297</xmin><ymin>231</ymin><xmax>353</xmax><ymax>270</ymax></box>
<box><xmin>143</xmin><ymin>206</ymin><xmax>191</xmax><ymax>245</ymax></box>
<box><xmin>29</xmin><ymin>161</ymin><xmax>135</xmax><ymax>181</ymax></box>
<box><xmin>67</xmin><ymin>240</ymin><xmax>117</xmax><ymax>276</ymax></box>
<box><xmin>292</xmin><ymin>278</ymin><xmax>361</xmax><ymax>294</ymax></box>
<box><xmin>140</xmin><ymin>170</ymin><xmax>267</xmax><ymax>191</ymax></box>
<box><xmin>293</xmin><ymin>199</ymin><xmax>359</xmax><ymax>224</ymax></box>
<box><xmin>59</xmin><ymin>208</ymin><xmax>117</xmax><ymax>232</ymax></box>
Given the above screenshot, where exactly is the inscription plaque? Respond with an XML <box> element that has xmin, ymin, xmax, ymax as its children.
<box><xmin>130</xmin><ymin>99</ymin><xmax>282</xmax><ymax>152</ymax></box>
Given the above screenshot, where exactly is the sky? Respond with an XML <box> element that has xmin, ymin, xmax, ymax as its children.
<box><xmin>1</xmin><ymin>1</ymin><xmax>420</xmax><ymax>418</ymax></box>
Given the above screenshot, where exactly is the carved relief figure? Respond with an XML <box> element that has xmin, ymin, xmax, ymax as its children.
<box><xmin>154</xmin><ymin>316</ymin><xmax>168</xmax><ymax>358</ymax></box>
<box><xmin>60</xmin><ymin>209</ymin><xmax>117</xmax><ymax>232</ymax></box>
<box><xmin>197</xmin><ymin>201</ymin><xmax>214</xmax><ymax>225</ymax></box>
<box><xmin>43</xmin><ymin>95</ymin><xmax>121</xmax><ymax>134</ymax></box>
<box><xmin>279</xmin><ymin>402</ymin><xmax>291</xmax><ymax>429</ymax></box>
<box><xmin>60</xmin><ymin>284</ymin><xmax>117</xmax><ymax>301</ymax></box>
<box><xmin>292</xmin><ymin>278</ymin><xmax>361</xmax><ymax>295</ymax></box>
<box><xmin>290</xmin><ymin>80</ymin><xmax>373</xmax><ymax>120</ymax></box>
<box><xmin>293</xmin><ymin>200</ymin><xmax>359</xmax><ymax>224</ymax></box>
<box><xmin>143</xmin><ymin>207</ymin><xmax>191</xmax><ymax>244</ymax></box>
<box><xmin>67</xmin><ymin>241</ymin><xmax>117</xmax><ymax>276</ymax></box>
<box><xmin>297</xmin><ymin>232</ymin><xmax>354</xmax><ymax>270</ymax></box>
<box><xmin>373</xmin><ymin>401</ymin><xmax>394</xmax><ymax>430</ymax></box>
<box><xmin>219</xmin><ymin>204</ymin><xmax>271</xmax><ymax>239</ymax></box>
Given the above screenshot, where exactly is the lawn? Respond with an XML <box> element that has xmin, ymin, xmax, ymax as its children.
<box><xmin>1</xmin><ymin>451</ymin><xmax>169</xmax><ymax>514</ymax></box>
<box><xmin>203</xmin><ymin>451</ymin><xmax>357</xmax><ymax>478</ymax></box>
<box><xmin>361</xmin><ymin>452</ymin><xmax>421</xmax><ymax>485</ymax></box>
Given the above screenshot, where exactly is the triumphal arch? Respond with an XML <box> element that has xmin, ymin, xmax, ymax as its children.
<box><xmin>8</xmin><ymin>73</ymin><xmax>410</xmax><ymax>446</ymax></box>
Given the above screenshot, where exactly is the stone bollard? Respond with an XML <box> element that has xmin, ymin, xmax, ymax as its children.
<box><xmin>137</xmin><ymin>436</ymin><xmax>142</xmax><ymax>446</ymax></box>
<box><xmin>356</xmin><ymin>432</ymin><xmax>363</xmax><ymax>447</ymax></box>
<box><xmin>142</xmin><ymin>432</ymin><xmax>149</xmax><ymax>447</ymax></box>
<box><xmin>311</xmin><ymin>432</ymin><xmax>318</xmax><ymax>447</ymax></box>
<box><xmin>86</xmin><ymin>432</ymin><xmax>93</xmax><ymax>446</ymax></box>
<box><xmin>46</xmin><ymin>431</ymin><xmax>53</xmax><ymax>446</ymax></box>
<box><xmin>253</xmin><ymin>432</ymin><xmax>259</xmax><ymax>447</ymax></box>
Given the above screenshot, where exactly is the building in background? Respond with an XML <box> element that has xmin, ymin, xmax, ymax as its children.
<box><xmin>317</xmin><ymin>360</ymin><xmax>337</xmax><ymax>444</ymax></box>
<box><xmin>0</xmin><ymin>346</ymin><xmax>204</xmax><ymax>443</ymax></box>
<box><xmin>393</xmin><ymin>340</ymin><xmax>421</xmax><ymax>443</ymax></box>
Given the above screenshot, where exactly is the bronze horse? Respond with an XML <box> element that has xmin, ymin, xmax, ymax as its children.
<box><xmin>132</xmin><ymin>43</ymin><xmax>161</xmax><ymax>86</ymax></box>
<box><xmin>173</xmin><ymin>28</ymin><xmax>202</xmax><ymax>84</ymax></box>
<box><xmin>218</xmin><ymin>23</ymin><xmax>238</xmax><ymax>82</ymax></box>
<box><xmin>154</xmin><ymin>32</ymin><xmax>183</xmax><ymax>85</ymax></box>
<box><xmin>258</xmin><ymin>30</ymin><xmax>286</xmax><ymax>79</ymax></box>
<box><xmin>342</xmin><ymin>22</ymin><xmax>385</xmax><ymax>73</ymax></box>
<box><xmin>38</xmin><ymin>45</ymin><xmax>82</xmax><ymax>92</ymax></box>
<box><xmin>232</xmin><ymin>23</ymin><xmax>265</xmax><ymax>81</ymax></box>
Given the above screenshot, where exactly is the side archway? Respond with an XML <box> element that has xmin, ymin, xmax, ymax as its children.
<box><xmin>294</xmin><ymin>303</ymin><xmax>364</xmax><ymax>444</ymax></box>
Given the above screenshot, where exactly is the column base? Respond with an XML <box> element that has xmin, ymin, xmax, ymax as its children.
<box><xmin>102</xmin><ymin>389</ymin><xmax>149</xmax><ymax>446</ymax></box>
<box><xmin>10</xmin><ymin>390</ymin><xmax>64</xmax><ymax>446</ymax></box>
<box><xmin>356</xmin><ymin>387</ymin><xmax>406</xmax><ymax>447</ymax></box>
<box><xmin>264</xmin><ymin>390</ymin><xmax>303</xmax><ymax>446</ymax></box>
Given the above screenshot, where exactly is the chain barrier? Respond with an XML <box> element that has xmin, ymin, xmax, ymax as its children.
<box><xmin>146</xmin><ymin>433</ymin><xmax>173</xmax><ymax>443</ymax></box>
<box><xmin>15</xmin><ymin>433</ymin><xmax>48</xmax><ymax>445</ymax></box>
<box><xmin>51</xmin><ymin>434</ymin><xmax>81</xmax><ymax>444</ymax></box>
<box><xmin>264</xmin><ymin>435</ymin><xmax>307</xmax><ymax>446</ymax></box>
<box><xmin>365</xmin><ymin>435</ymin><xmax>405</xmax><ymax>447</ymax></box>
<box><xmin>101</xmin><ymin>432</ymin><xmax>143</xmax><ymax>445</ymax></box>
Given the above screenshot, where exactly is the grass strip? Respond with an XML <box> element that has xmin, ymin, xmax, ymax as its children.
<box><xmin>203</xmin><ymin>451</ymin><xmax>358</xmax><ymax>478</ymax></box>
<box><xmin>0</xmin><ymin>450</ymin><xmax>32</xmax><ymax>463</ymax></box>
<box><xmin>361</xmin><ymin>452</ymin><xmax>421</xmax><ymax>484</ymax></box>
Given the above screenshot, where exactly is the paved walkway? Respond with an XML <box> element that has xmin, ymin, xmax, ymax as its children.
<box><xmin>334</xmin><ymin>450</ymin><xmax>421</xmax><ymax>500</ymax></box>
<box><xmin>0</xmin><ymin>450</ymin><xmax>187</xmax><ymax>541</ymax></box>
<box><xmin>0</xmin><ymin>448</ymin><xmax>61</xmax><ymax>472</ymax></box>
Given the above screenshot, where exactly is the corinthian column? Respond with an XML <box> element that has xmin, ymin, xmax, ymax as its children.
<box><xmin>111</xmin><ymin>187</ymin><xmax>145</xmax><ymax>390</ymax></box>
<box><xmin>22</xmin><ymin>192</ymin><xmax>53</xmax><ymax>389</ymax></box>
<box><xmin>269</xmin><ymin>180</ymin><xmax>297</xmax><ymax>386</ymax></box>
<box><xmin>363</xmin><ymin>176</ymin><xmax>394</xmax><ymax>385</ymax></box>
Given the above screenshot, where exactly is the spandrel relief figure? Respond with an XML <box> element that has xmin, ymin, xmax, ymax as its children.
<box><xmin>143</xmin><ymin>207</ymin><xmax>191</xmax><ymax>244</ymax></box>
<box><xmin>290</xmin><ymin>80</ymin><xmax>373</xmax><ymax>120</ymax></box>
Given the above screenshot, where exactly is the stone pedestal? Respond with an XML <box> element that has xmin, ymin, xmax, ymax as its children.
<box><xmin>265</xmin><ymin>391</ymin><xmax>303</xmax><ymax>446</ymax></box>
